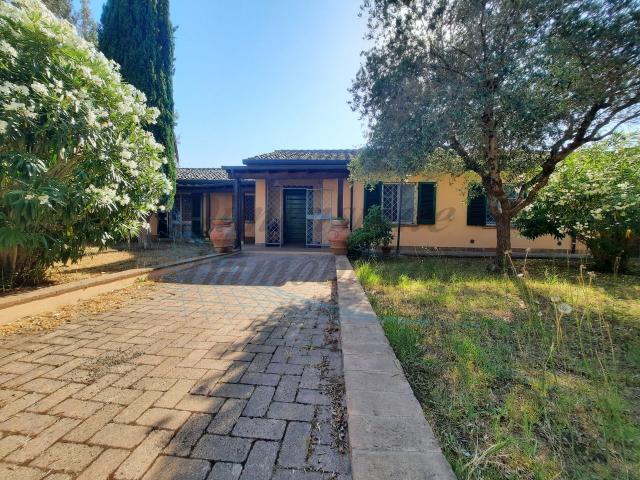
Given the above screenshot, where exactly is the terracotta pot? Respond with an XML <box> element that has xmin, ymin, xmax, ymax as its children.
<box><xmin>328</xmin><ymin>219</ymin><xmax>350</xmax><ymax>255</ymax></box>
<box><xmin>209</xmin><ymin>219</ymin><xmax>236</xmax><ymax>253</ymax></box>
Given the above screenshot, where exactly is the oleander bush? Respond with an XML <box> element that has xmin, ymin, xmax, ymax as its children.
<box><xmin>0</xmin><ymin>0</ymin><xmax>171</xmax><ymax>286</ymax></box>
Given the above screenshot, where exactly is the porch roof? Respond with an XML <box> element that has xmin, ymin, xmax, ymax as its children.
<box><xmin>224</xmin><ymin>149</ymin><xmax>357</xmax><ymax>179</ymax></box>
<box><xmin>177</xmin><ymin>168</ymin><xmax>254</xmax><ymax>189</ymax></box>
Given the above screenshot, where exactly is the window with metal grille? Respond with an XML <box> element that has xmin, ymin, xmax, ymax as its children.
<box><xmin>485</xmin><ymin>188</ymin><xmax>517</xmax><ymax>226</ymax></box>
<box><xmin>382</xmin><ymin>183</ymin><xmax>416</xmax><ymax>224</ymax></box>
<box><xmin>244</xmin><ymin>193</ymin><xmax>255</xmax><ymax>222</ymax></box>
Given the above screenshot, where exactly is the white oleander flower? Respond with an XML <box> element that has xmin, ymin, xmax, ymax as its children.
<box><xmin>31</xmin><ymin>82</ymin><xmax>48</xmax><ymax>96</ymax></box>
<box><xmin>0</xmin><ymin>120</ymin><xmax>7</xmax><ymax>134</ymax></box>
<box><xmin>37</xmin><ymin>194</ymin><xmax>50</xmax><ymax>205</ymax></box>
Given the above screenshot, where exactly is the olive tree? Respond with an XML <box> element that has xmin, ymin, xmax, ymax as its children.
<box><xmin>0</xmin><ymin>0</ymin><xmax>171</xmax><ymax>286</ymax></box>
<box><xmin>351</xmin><ymin>0</ymin><xmax>640</xmax><ymax>267</ymax></box>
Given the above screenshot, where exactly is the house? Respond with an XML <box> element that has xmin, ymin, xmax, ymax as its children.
<box><xmin>159</xmin><ymin>149</ymin><xmax>575</xmax><ymax>253</ymax></box>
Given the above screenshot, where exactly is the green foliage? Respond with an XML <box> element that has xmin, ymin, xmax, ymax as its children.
<box><xmin>347</xmin><ymin>205</ymin><xmax>393</xmax><ymax>255</ymax></box>
<box><xmin>358</xmin><ymin>257</ymin><xmax>640</xmax><ymax>480</ymax></box>
<box><xmin>352</xmin><ymin>0</ymin><xmax>640</xmax><ymax>263</ymax></box>
<box><xmin>99</xmin><ymin>0</ymin><xmax>177</xmax><ymax>207</ymax></box>
<box><xmin>515</xmin><ymin>135</ymin><xmax>640</xmax><ymax>272</ymax></box>
<box><xmin>0</xmin><ymin>0</ymin><xmax>170</xmax><ymax>286</ymax></box>
<box><xmin>41</xmin><ymin>0</ymin><xmax>72</xmax><ymax>21</ymax></box>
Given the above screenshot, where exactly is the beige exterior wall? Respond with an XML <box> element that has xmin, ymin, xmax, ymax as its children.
<box><xmin>351</xmin><ymin>174</ymin><xmax>575</xmax><ymax>251</ymax></box>
<box><xmin>255</xmin><ymin>180</ymin><xmax>266</xmax><ymax>245</ymax></box>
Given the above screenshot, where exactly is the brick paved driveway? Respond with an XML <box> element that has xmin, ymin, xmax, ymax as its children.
<box><xmin>0</xmin><ymin>252</ymin><xmax>350</xmax><ymax>480</ymax></box>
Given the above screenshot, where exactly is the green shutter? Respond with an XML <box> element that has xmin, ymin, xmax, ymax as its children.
<box><xmin>417</xmin><ymin>182</ymin><xmax>436</xmax><ymax>224</ymax></box>
<box><xmin>363</xmin><ymin>182</ymin><xmax>382</xmax><ymax>218</ymax></box>
<box><xmin>467</xmin><ymin>185</ymin><xmax>487</xmax><ymax>226</ymax></box>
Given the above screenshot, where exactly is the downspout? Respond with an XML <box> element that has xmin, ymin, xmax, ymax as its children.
<box><xmin>395</xmin><ymin>180</ymin><xmax>402</xmax><ymax>256</ymax></box>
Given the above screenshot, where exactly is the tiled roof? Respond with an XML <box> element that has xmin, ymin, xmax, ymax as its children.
<box><xmin>176</xmin><ymin>168</ymin><xmax>230</xmax><ymax>181</ymax></box>
<box><xmin>244</xmin><ymin>149</ymin><xmax>360</xmax><ymax>162</ymax></box>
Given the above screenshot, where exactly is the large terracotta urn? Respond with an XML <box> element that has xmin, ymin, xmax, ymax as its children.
<box><xmin>210</xmin><ymin>219</ymin><xmax>236</xmax><ymax>253</ymax></box>
<box><xmin>328</xmin><ymin>219</ymin><xmax>350</xmax><ymax>255</ymax></box>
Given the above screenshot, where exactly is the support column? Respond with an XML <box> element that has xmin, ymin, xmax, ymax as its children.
<box><xmin>233</xmin><ymin>178</ymin><xmax>242</xmax><ymax>250</ymax></box>
<box><xmin>337</xmin><ymin>178</ymin><xmax>344</xmax><ymax>219</ymax></box>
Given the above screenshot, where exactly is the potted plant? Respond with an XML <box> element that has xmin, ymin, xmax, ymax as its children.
<box><xmin>209</xmin><ymin>218</ymin><xmax>236</xmax><ymax>252</ymax></box>
<box><xmin>328</xmin><ymin>217</ymin><xmax>350</xmax><ymax>255</ymax></box>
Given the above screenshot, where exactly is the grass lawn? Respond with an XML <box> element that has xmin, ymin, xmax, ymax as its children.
<box><xmin>355</xmin><ymin>256</ymin><xmax>640</xmax><ymax>480</ymax></box>
<box><xmin>1</xmin><ymin>241</ymin><xmax>215</xmax><ymax>296</ymax></box>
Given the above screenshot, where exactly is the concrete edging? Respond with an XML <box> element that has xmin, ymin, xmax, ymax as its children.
<box><xmin>0</xmin><ymin>251</ymin><xmax>236</xmax><ymax>326</ymax></box>
<box><xmin>335</xmin><ymin>255</ymin><xmax>456</xmax><ymax>480</ymax></box>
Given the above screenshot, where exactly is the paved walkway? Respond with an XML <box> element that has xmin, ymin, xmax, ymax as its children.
<box><xmin>0</xmin><ymin>252</ymin><xmax>350</xmax><ymax>480</ymax></box>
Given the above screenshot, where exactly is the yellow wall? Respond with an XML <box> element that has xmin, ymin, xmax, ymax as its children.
<box><xmin>247</xmin><ymin>174</ymin><xmax>575</xmax><ymax>251</ymax></box>
<box><xmin>351</xmin><ymin>175</ymin><xmax>576</xmax><ymax>251</ymax></box>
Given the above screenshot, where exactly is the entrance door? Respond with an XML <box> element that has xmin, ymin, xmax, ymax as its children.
<box><xmin>283</xmin><ymin>189</ymin><xmax>306</xmax><ymax>245</ymax></box>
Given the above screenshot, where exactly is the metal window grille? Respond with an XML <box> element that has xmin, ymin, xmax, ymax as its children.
<box><xmin>306</xmin><ymin>189</ymin><xmax>331</xmax><ymax>246</ymax></box>
<box><xmin>266</xmin><ymin>182</ymin><xmax>282</xmax><ymax>245</ymax></box>
<box><xmin>382</xmin><ymin>183</ymin><xmax>416</xmax><ymax>224</ymax></box>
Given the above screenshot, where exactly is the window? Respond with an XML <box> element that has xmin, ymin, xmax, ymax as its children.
<box><xmin>485</xmin><ymin>189</ymin><xmax>517</xmax><ymax>226</ymax></box>
<box><xmin>243</xmin><ymin>193</ymin><xmax>255</xmax><ymax>222</ymax></box>
<box><xmin>382</xmin><ymin>183</ymin><xmax>416</xmax><ymax>224</ymax></box>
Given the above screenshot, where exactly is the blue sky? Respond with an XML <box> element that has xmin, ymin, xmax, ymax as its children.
<box><xmin>82</xmin><ymin>0</ymin><xmax>369</xmax><ymax>167</ymax></box>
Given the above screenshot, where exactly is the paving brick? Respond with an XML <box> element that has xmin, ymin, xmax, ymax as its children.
<box><xmin>91</xmin><ymin>387</ymin><xmax>141</xmax><ymax>405</ymax></box>
<box><xmin>296</xmin><ymin>389</ymin><xmax>330</xmax><ymax>405</ymax></box>
<box><xmin>133</xmin><ymin>377</ymin><xmax>178</xmax><ymax>392</ymax></box>
<box><xmin>242</xmin><ymin>386</ymin><xmax>275</xmax><ymax>417</ymax></box>
<box><xmin>307</xmin><ymin>444</ymin><xmax>349</xmax><ymax>474</ymax></box>
<box><xmin>28</xmin><ymin>383</ymin><xmax>85</xmax><ymax>414</ymax></box>
<box><xmin>142</xmin><ymin>455</ymin><xmax>210</xmax><ymax>480</ymax></box>
<box><xmin>49</xmin><ymin>398</ymin><xmax>103</xmax><ymax>419</ymax></box>
<box><xmin>239</xmin><ymin>372</ymin><xmax>280</xmax><ymax>386</ymax></box>
<box><xmin>0</xmin><ymin>392</ymin><xmax>44</xmax><ymax>421</ymax></box>
<box><xmin>207</xmin><ymin>462</ymin><xmax>242</xmax><ymax>480</ymax></box>
<box><xmin>113</xmin><ymin>390</ymin><xmax>162</xmax><ymax>424</ymax></box>
<box><xmin>5</xmin><ymin>417</ymin><xmax>80</xmax><ymax>463</ymax></box>
<box><xmin>164</xmin><ymin>413</ymin><xmax>212</xmax><ymax>457</ymax></box>
<box><xmin>266</xmin><ymin>363</ymin><xmax>304</xmax><ymax>375</ymax></box>
<box><xmin>76</xmin><ymin>448</ymin><xmax>129</xmax><ymax>480</ymax></box>
<box><xmin>190</xmin><ymin>371</ymin><xmax>223</xmax><ymax>396</ymax></box>
<box><xmin>30</xmin><ymin>442</ymin><xmax>103</xmax><ymax>473</ymax></box>
<box><xmin>89</xmin><ymin>423</ymin><xmax>151</xmax><ymax>449</ymax></box>
<box><xmin>272</xmin><ymin>469</ymin><xmax>323</xmax><ymax>480</ymax></box>
<box><xmin>273</xmin><ymin>375</ymin><xmax>300</xmax><ymax>403</ymax></box>
<box><xmin>64</xmin><ymin>403</ymin><xmax>122</xmax><ymax>443</ymax></box>
<box><xmin>278</xmin><ymin>422</ymin><xmax>311</xmax><ymax>469</ymax></box>
<box><xmin>0</xmin><ymin>434</ymin><xmax>29</xmax><ymax>459</ymax></box>
<box><xmin>191</xmin><ymin>434</ymin><xmax>251</xmax><ymax>462</ymax></box>
<box><xmin>0</xmin><ymin>412</ymin><xmax>58</xmax><ymax>436</ymax></box>
<box><xmin>218</xmin><ymin>362</ymin><xmax>250</xmax><ymax>383</ymax></box>
<box><xmin>136</xmin><ymin>407</ymin><xmax>190</xmax><ymax>430</ymax></box>
<box><xmin>207</xmin><ymin>399</ymin><xmax>246</xmax><ymax>435</ymax></box>
<box><xmin>155</xmin><ymin>379</ymin><xmax>196</xmax><ymax>408</ymax></box>
<box><xmin>0</xmin><ymin>463</ymin><xmax>47</xmax><ymax>480</ymax></box>
<box><xmin>19</xmin><ymin>377</ymin><xmax>67</xmax><ymax>394</ymax></box>
<box><xmin>232</xmin><ymin>417</ymin><xmax>286</xmax><ymax>440</ymax></box>
<box><xmin>239</xmin><ymin>440</ymin><xmax>279</xmax><ymax>480</ymax></box>
<box><xmin>210</xmin><ymin>383</ymin><xmax>254</xmax><ymax>399</ymax></box>
<box><xmin>73</xmin><ymin>373</ymin><xmax>120</xmax><ymax>400</ymax></box>
<box><xmin>175</xmin><ymin>394</ymin><xmax>225</xmax><ymax>414</ymax></box>
<box><xmin>267</xmin><ymin>402</ymin><xmax>314</xmax><ymax>422</ymax></box>
<box><xmin>114</xmin><ymin>429</ymin><xmax>173</xmax><ymax>480</ymax></box>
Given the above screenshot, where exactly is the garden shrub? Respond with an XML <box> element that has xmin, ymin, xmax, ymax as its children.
<box><xmin>347</xmin><ymin>205</ymin><xmax>393</xmax><ymax>255</ymax></box>
<box><xmin>515</xmin><ymin>135</ymin><xmax>640</xmax><ymax>273</ymax></box>
<box><xmin>0</xmin><ymin>0</ymin><xmax>171</xmax><ymax>286</ymax></box>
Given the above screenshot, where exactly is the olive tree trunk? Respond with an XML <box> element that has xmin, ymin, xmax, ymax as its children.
<box><xmin>494</xmin><ymin>212</ymin><xmax>512</xmax><ymax>270</ymax></box>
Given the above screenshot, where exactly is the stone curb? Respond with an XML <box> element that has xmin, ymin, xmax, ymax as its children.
<box><xmin>0</xmin><ymin>250</ymin><xmax>237</xmax><ymax>326</ymax></box>
<box><xmin>335</xmin><ymin>255</ymin><xmax>456</xmax><ymax>480</ymax></box>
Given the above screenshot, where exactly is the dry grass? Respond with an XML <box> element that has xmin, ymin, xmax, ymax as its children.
<box><xmin>0</xmin><ymin>279</ymin><xmax>156</xmax><ymax>337</ymax></box>
<box><xmin>356</xmin><ymin>256</ymin><xmax>640</xmax><ymax>480</ymax></box>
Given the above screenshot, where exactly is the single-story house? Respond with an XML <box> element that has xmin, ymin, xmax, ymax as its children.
<box><xmin>157</xmin><ymin>149</ymin><xmax>576</xmax><ymax>253</ymax></box>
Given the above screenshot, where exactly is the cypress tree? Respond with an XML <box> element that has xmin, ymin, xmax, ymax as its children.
<box><xmin>99</xmin><ymin>0</ymin><xmax>177</xmax><ymax>206</ymax></box>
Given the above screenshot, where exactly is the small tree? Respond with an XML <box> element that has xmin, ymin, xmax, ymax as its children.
<box><xmin>0</xmin><ymin>0</ymin><xmax>171</xmax><ymax>286</ymax></box>
<box><xmin>351</xmin><ymin>0</ymin><xmax>640</xmax><ymax>267</ymax></box>
<box><xmin>99</xmin><ymin>0</ymin><xmax>177</xmax><ymax>207</ymax></box>
<box><xmin>348</xmin><ymin>205</ymin><xmax>393</xmax><ymax>255</ymax></box>
<box><xmin>515</xmin><ymin>135</ymin><xmax>640</xmax><ymax>273</ymax></box>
